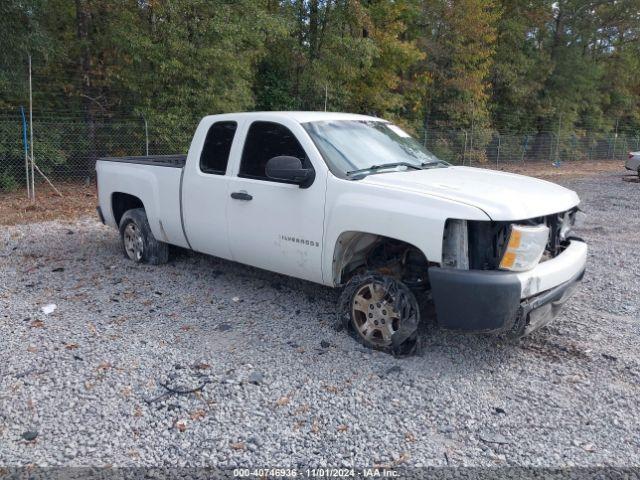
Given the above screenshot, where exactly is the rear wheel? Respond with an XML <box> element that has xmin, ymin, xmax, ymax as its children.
<box><xmin>338</xmin><ymin>273</ymin><xmax>420</xmax><ymax>355</ymax></box>
<box><xmin>119</xmin><ymin>208</ymin><xmax>169</xmax><ymax>265</ymax></box>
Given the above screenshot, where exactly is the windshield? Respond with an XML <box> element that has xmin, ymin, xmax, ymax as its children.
<box><xmin>302</xmin><ymin>120</ymin><xmax>448</xmax><ymax>178</ymax></box>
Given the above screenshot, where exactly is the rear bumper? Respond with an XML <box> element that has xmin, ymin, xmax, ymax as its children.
<box><xmin>428</xmin><ymin>240</ymin><xmax>587</xmax><ymax>334</ymax></box>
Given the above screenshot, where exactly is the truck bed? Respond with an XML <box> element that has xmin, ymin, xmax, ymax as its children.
<box><xmin>98</xmin><ymin>154</ymin><xmax>187</xmax><ymax>168</ymax></box>
<box><xmin>96</xmin><ymin>154</ymin><xmax>189</xmax><ymax>249</ymax></box>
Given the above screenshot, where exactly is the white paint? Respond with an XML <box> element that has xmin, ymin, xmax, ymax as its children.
<box><xmin>225</xmin><ymin>118</ymin><xmax>327</xmax><ymax>284</ymax></box>
<box><xmin>97</xmin><ymin>111</ymin><xmax>585</xmax><ymax>302</ymax></box>
<box><xmin>361</xmin><ymin>166</ymin><xmax>581</xmax><ymax>220</ymax></box>
<box><xmin>387</xmin><ymin>124</ymin><xmax>411</xmax><ymax>137</ymax></box>
<box><xmin>96</xmin><ymin>160</ymin><xmax>189</xmax><ymax>248</ymax></box>
<box><xmin>516</xmin><ymin>240</ymin><xmax>587</xmax><ymax>298</ymax></box>
<box><xmin>197</xmin><ymin>111</ymin><xmax>384</xmax><ymax>125</ymax></box>
<box><xmin>180</xmin><ymin>117</ymin><xmax>245</xmax><ymax>259</ymax></box>
<box><xmin>41</xmin><ymin>304</ymin><xmax>56</xmax><ymax>315</ymax></box>
<box><xmin>322</xmin><ymin>175</ymin><xmax>489</xmax><ymax>284</ymax></box>
<box><xmin>625</xmin><ymin>152</ymin><xmax>640</xmax><ymax>172</ymax></box>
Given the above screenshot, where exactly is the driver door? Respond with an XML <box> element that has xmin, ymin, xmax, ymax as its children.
<box><xmin>226</xmin><ymin>120</ymin><xmax>326</xmax><ymax>283</ymax></box>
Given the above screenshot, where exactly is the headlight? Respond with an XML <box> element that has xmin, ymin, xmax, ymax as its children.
<box><xmin>499</xmin><ymin>224</ymin><xmax>549</xmax><ymax>272</ymax></box>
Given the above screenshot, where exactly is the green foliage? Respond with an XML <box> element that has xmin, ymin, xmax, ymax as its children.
<box><xmin>0</xmin><ymin>120</ymin><xmax>24</xmax><ymax>190</ymax></box>
<box><xmin>1</xmin><ymin>0</ymin><xmax>640</xmax><ymax>182</ymax></box>
<box><xmin>422</xmin><ymin>0</ymin><xmax>500</xmax><ymax>129</ymax></box>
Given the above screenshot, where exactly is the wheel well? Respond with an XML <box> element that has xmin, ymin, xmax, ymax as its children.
<box><xmin>112</xmin><ymin>192</ymin><xmax>144</xmax><ymax>226</ymax></box>
<box><xmin>333</xmin><ymin>232</ymin><xmax>431</xmax><ymax>289</ymax></box>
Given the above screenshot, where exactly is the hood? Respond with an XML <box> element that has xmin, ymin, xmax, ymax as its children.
<box><xmin>361</xmin><ymin>166</ymin><xmax>580</xmax><ymax>221</ymax></box>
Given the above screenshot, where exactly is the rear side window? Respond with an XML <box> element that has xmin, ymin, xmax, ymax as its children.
<box><xmin>239</xmin><ymin>121</ymin><xmax>309</xmax><ymax>180</ymax></box>
<box><xmin>199</xmin><ymin>121</ymin><xmax>237</xmax><ymax>174</ymax></box>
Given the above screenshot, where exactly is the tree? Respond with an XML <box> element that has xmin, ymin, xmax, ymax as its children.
<box><xmin>115</xmin><ymin>0</ymin><xmax>280</xmax><ymax>147</ymax></box>
<box><xmin>0</xmin><ymin>0</ymin><xmax>51</xmax><ymax>109</ymax></box>
<box><xmin>490</xmin><ymin>0</ymin><xmax>551</xmax><ymax>132</ymax></box>
<box><xmin>346</xmin><ymin>0</ymin><xmax>427</xmax><ymax>124</ymax></box>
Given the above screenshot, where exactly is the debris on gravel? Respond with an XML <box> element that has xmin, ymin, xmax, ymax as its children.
<box><xmin>479</xmin><ymin>432</ymin><xmax>510</xmax><ymax>445</ymax></box>
<box><xmin>1</xmin><ymin>171</ymin><xmax>639</xmax><ymax>468</ymax></box>
<box><xmin>21</xmin><ymin>431</ymin><xmax>38</xmax><ymax>442</ymax></box>
<box><xmin>248</xmin><ymin>371</ymin><xmax>264</xmax><ymax>385</ymax></box>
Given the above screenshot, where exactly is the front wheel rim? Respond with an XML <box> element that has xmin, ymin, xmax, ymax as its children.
<box><xmin>351</xmin><ymin>282</ymin><xmax>400</xmax><ymax>347</ymax></box>
<box><xmin>123</xmin><ymin>223</ymin><xmax>144</xmax><ymax>261</ymax></box>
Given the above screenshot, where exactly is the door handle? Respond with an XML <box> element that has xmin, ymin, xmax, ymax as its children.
<box><xmin>231</xmin><ymin>191</ymin><xmax>253</xmax><ymax>201</ymax></box>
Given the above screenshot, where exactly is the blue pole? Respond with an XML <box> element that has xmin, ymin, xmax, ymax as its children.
<box><xmin>20</xmin><ymin>106</ymin><xmax>30</xmax><ymax>197</ymax></box>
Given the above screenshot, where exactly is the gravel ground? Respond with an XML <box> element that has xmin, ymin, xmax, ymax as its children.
<box><xmin>1</xmin><ymin>171</ymin><xmax>639</xmax><ymax>469</ymax></box>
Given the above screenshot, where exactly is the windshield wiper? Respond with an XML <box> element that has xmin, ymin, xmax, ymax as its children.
<box><xmin>347</xmin><ymin>162</ymin><xmax>423</xmax><ymax>177</ymax></box>
<box><xmin>420</xmin><ymin>161</ymin><xmax>441</xmax><ymax>167</ymax></box>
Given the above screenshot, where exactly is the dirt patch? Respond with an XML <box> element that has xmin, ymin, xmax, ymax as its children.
<box><xmin>488</xmin><ymin>159</ymin><xmax>625</xmax><ymax>180</ymax></box>
<box><xmin>520</xmin><ymin>337</ymin><xmax>591</xmax><ymax>363</ymax></box>
<box><xmin>0</xmin><ymin>182</ymin><xmax>97</xmax><ymax>226</ymax></box>
<box><xmin>0</xmin><ymin>160</ymin><xmax>628</xmax><ymax>225</ymax></box>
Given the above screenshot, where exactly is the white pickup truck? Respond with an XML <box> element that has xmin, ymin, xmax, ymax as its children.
<box><xmin>96</xmin><ymin>112</ymin><xmax>587</xmax><ymax>354</ymax></box>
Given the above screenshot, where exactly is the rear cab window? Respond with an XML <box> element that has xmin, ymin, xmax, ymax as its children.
<box><xmin>200</xmin><ymin>121</ymin><xmax>237</xmax><ymax>174</ymax></box>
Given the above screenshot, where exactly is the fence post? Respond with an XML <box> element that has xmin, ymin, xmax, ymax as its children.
<box><xmin>496</xmin><ymin>133</ymin><xmax>501</xmax><ymax>168</ymax></box>
<box><xmin>555</xmin><ymin>115</ymin><xmax>561</xmax><ymax>164</ymax></box>
<box><xmin>28</xmin><ymin>54</ymin><xmax>35</xmax><ymax>200</ymax></box>
<box><xmin>462</xmin><ymin>130</ymin><xmax>468</xmax><ymax>166</ymax></box>
<box><xmin>469</xmin><ymin>120</ymin><xmax>474</xmax><ymax>167</ymax></box>
<box><xmin>142</xmin><ymin>115</ymin><xmax>149</xmax><ymax>156</ymax></box>
<box><xmin>521</xmin><ymin>135</ymin><xmax>528</xmax><ymax>163</ymax></box>
<box><xmin>612</xmin><ymin>118</ymin><xmax>619</xmax><ymax>161</ymax></box>
<box><xmin>423</xmin><ymin>119</ymin><xmax>428</xmax><ymax>147</ymax></box>
<box><xmin>20</xmin><ymin>106</ymin><xmax>30</xmax><ymax>199</ymax></box>
<box><xmin>324</xmin><ymin>84</ymin><xmax>328</xmax><ymax>112</ymax></box>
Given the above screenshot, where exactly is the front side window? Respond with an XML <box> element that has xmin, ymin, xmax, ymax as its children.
<box><xmin>239</xmin><ymin>121</ymin><xmax>310</xmax><ymax>181</ymax></box>
<box><xmin>200</xmin><ymin>121</ymin><xmax>237</xmax><ymax>174</ymax></box>
<box><xmin>302</xmin><ymin>120</ymin><xmax>448</xmax><ymax>178</ymax></box>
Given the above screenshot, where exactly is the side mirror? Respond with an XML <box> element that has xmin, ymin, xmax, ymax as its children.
<box><xmin>265</xmin><ymin>156</ymin><xmax>314</xmax><ymax>188</ymax></box>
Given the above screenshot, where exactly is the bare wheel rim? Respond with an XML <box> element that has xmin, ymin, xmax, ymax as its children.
<box><xmin>123</xmin><ymin>222</ymin><xmax>144</xmax><ymax>261</ymax></box>
<box><xmin>351</xmin><ymin>281</ymin><xmax>400</xmax><ymax>347</ymax></box>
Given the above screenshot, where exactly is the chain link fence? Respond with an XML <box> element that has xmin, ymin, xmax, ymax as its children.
<box><xmin>421</xmin><ymin>127</ymin><xmax>640</xmax><ymax>167</ymax></box>
<box><xmin>1</xmin><ymin>113</ymin><xmax>639</xmax><ymax>192</ymax></box>
<box><xmin>0</xmin><ymin>114</ymin><xmax>197</xmax><ymax>190</ymax></box>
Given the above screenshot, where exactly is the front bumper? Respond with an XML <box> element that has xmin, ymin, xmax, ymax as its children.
<box><xmin>519</xmin><ymin>268</ymin><xmax>584</xmax><ymax>335</ymax></box>
<box><xmin>428</xmin><ymin>240</ymin><xmax>587</xmax><ymax>334</ymax></box>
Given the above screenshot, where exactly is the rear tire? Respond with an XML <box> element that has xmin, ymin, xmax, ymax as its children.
<box><xmin>119</xmin><ymin>208</ymin><xmax>169</xmax><ymax>265</ymax></box>
<box><xmin>337</xmin><ymin>273</ymin><xmax>420</xmax><ymax>356</ymax></box>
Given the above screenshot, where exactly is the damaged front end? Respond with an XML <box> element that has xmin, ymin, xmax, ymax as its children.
<box><xmin>430</xmin><ymin>208</ymin><xmax>587</xmax><ymax>336</ymax></box>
